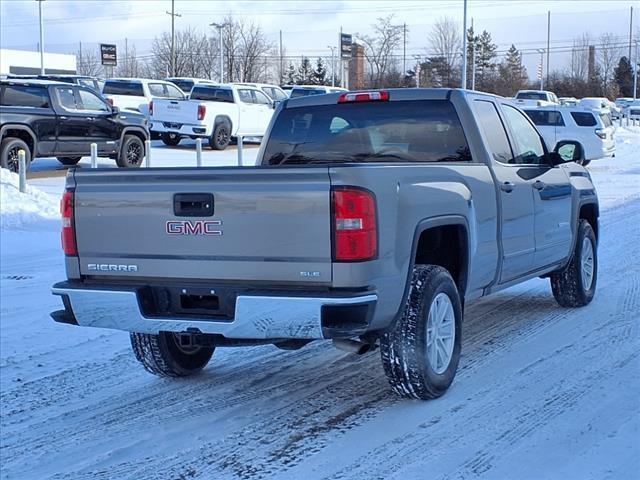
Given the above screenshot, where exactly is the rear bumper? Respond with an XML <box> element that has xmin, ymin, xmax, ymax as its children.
<box><xmin>51</xmin><ymin>281</ymin><xmax>377</xmax><ymax>340</ymax></box>
<box><xmin>149</xmin><ymin>121</ymin><xmax>210</xmax><ymax>137</ymax></box>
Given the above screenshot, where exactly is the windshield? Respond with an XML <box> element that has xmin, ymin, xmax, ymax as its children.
<box><xmin>103</xmin><ymin>81</ymin><xmax>144</xmax><ymax>96</ymax></box>
<box><xmin>169</xmin><ymin>80</ymin><xmax>195</xmax><ymax>93</ymax></box>
<box><xmin>516</xmin><ymin>92</ymin><xmax>547</xmax><ymax>100</ymax></box>
<box><xmin>262</xmin><ymin>99</ymin><xmax>472</xmax><ymax>165</ymax></box>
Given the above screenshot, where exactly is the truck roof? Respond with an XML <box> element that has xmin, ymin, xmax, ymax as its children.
<box><xmin>0</xmin><ymin>78</ymin><xmax>68</xmax><ymax>87</ymax></box>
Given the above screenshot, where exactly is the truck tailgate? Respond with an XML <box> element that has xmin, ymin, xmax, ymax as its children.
<box><xmin>151</xmin><ymin>99</ymin><xmax>198</xmax><ymax>123</ymax></box>
<box><xmin>72</xmin><ymin>168</ymin><xmax>332</xmax><ymax>285</ymax></box>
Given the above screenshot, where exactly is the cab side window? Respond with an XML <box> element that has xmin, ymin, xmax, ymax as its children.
<box><xmin>252</xmin><ymin>90</ymin><xmax>272</xmax><ymax>105</ymax></box>
<box><xmin>56</xmin><ymin>87</ymin><xmax>79</xmax><ymax>111</ymax></box>
<box><xmin>238</xmin><ymin>89</ymin><xmax>253</xmax><ymax>104</ymax></box>
<box><xmin>77</xmin><ymin>89</ymin><xmax>109</xmax><ymax>112</ymax></box>
<box><xmin>502</xmin><ymin>105</ymin><xmax>546</xmax><ymax>165</ymax></box>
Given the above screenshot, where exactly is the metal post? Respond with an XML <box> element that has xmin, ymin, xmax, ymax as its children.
<box><xmin>546</xmin><ymin>11</ymin><xmax>551</xmax><ymax>82</ymax></box>
<box><xmin>539</xmin><ymin>50</ymin><xmax>545</xmax><ymax>91</ymax></box>
<box><xmin>634</xmin><ymin>40</ymin><xmax>638</xmax><ymax>100</ymax></box>
<box><xmin>38</xmin><ymin>0</ymin><xmax>45</xmax><ymax>75</ymax></box>
<box><xmin>145</xmin><ymin>140</ymin><xmax>151</xmax><ymax>167</ymax></box>
<box><xmin>18</xmin><ymin>150</ymin><xmax>27</xmax><ymax>193</ymax></box>
<box><xmin>170</xmin><ymin>0</ymin><xmax>175</xmax><ymax>76</ymax></box>
<box><xmin>461</xmin><ymin>0</ymin><xmax>468</xmax><ymax>89</ymax></box>
<box><xmin>237</xmin><ymin>136</ymin><xmax>243</xmax><ymax>166</ymax></box>
<box><xmin>403</xmin><ymin>23</ymin><xmax>406</xmax><ymax>77</ymax></box>
<box><xmin>328</xmin><ymin>46</ymin><xmax>336</xmax><ymax>87</ymax></box>
<box><xmin>471</xmin><ymin>18</ymin><xmax>476</xmax><ymax>91</ymax></box>
<box><xmin>196</xmin><ymin>138</ymin><xmax>202</xmax><ymax>167</ymax></box>
<box><xmin>90</xmin><ymin>143</ymin><xmax>97</xmax><ymax>168</ymax></box>
<box><xmin>630</xmin><ymin>6</ymin><xmax>634</xmax><ymax>62</ymax></box>
<box><xmin>279</xmin><ymin>30</ymin><xmax>283</xmax><ymax>84</ymax></box>
<box><xmin>210</xmin><ymin>23</ymin><xmax>225</xmax><ymax>83</ymax></box>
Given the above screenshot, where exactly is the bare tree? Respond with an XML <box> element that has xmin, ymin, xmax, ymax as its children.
<box><xmin>76</xmin><ymin>45</ymin><xmax>102</xmax><ymax>76</ymax></box>
<box><xmin>117</xmin><ymin>43</ymin><xmax>141</xmax><ymax>78</ymax></box>
<box><xmin>570</xmin><ymin>32</ymin><xmax>592</xmax><ymax>81</ymax></box>
<box><xmin>148</xmin><ymin>27</ymin><xmax>218</xmax><ymax>79</ymax></box>
<box><xmin>222</xmin><ymin>17</ymin><xmax>274</xmax><ymax>82</ymax></box>
<box><xmin>358</xmin><ymin>15</ymin><xmax>403</xmax><ymax>88</ymax></box>
<box><xmin>428</xmin><ymin>16</ymin><xmax>461</xmax><ymax>79</ymax></box>
<box><xmin>597</xmin><ymin>32</ymin><xmax>623</xmax><ymax>96</ymax></box>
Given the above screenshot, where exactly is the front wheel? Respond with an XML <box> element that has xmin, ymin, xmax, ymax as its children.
<box><xmin>116</xmin><ymin>135</ymin><xmax>145</xmax><ymax>168</ymax></box>
<box><xmin>209</xmin><ymin>123</ymin><xmax>230</xmax><ymax>150</ymax></box>
<box><xmin>57</xmin><ymin>156</ymin><xmax>82</xmax><ymax>166</ymax></box>
<box><xmin>130</xmin><ymin>332</ymin><xmax>214</xmax><ymax>377</ymax></box>
<box><xmin>550</xmin><ymin>219</ymin><xmax>597</xmax><ymax>307</ymax></box>
<box><xmin>161</xmin><ymin>132</ymin><xmax>181</xmax><ymax>146</ymax></box>
<box><xmin>380</xmin><ymin>265</ymin><xmax>462</xmax><ymax>400</ymax></box>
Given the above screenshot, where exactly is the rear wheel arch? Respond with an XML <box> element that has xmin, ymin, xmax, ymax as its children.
<box><xmin>0</xmin><ymin>125</ymin><xmax>37</xmax><ymax>157</ymax></box>
<box><xmin>579</xmin><ymin>202</ymin><xmax>599</xmax><ymax>242</ymax></box>
<box><xmin>214</xmin><ymin>115</ymin><xmax>232</xmax><ymax>132</ymax></box>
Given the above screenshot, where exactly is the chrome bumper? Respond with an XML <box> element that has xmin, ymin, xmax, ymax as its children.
<box><xmin>51</xmin><ymin>285</ymin><xmax>376</xmax><ymax>340</ymax></box>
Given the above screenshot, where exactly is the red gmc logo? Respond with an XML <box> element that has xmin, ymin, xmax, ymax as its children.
<box><xmin>166</xmin><ymin>220</ymin><xmax>222</xmax><ymax>236</ymax></box>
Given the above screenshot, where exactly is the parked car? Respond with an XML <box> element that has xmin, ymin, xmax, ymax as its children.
<box><xmin>0</xmin><ymin>79</ymin><xmax>148</xmax><ymax>171</ymax></box>
<box><xmin>513</xmin><ymin>90</ymin><xmax>559</xmax><ymax>107</ymax></box>
<box><xmin>51</xmin><ymin>88</ymin><xmax>599</xmax><ymax>401</ymax></box>
<box><xmin>522</xmin><ymin>105</ymin><xmax>615</xmax><ymax>166</ymax></box>
<box><xmin>8</xmin><ymin>74</ymin><xmax>103</xmax><ymax>93</ymax></box>
<box><xmin>149</xmin><ymin>83</ymin><xmax>276</xmax><ymax>149</ymax></box>
<box><xmin>165</xmin><ymin>77</ymin><xmax>217</xmax><ymax>94</ymax></box>
<box><xmin>289</xmin><ymin>85</ymin><xmax>348</xmax><ymax>97</ymax></box>
<box><xmin>234</xmin><ymin>82</ymin><xmax>288</xmax><ymax>102</ymax></box>
<box><xmin>102</xmin><ymin>78</ymin><xmax>185</xmax><ymax>115</ymax></box>
<box><xmin>559</xmin><ymin>96</ymin><xmax>578</xmax><ymax>107</ymax></box>
<box><xmin>626</xmin><ymin>100</ymin><xmax>640</xmax><ymax>121</ymax></box>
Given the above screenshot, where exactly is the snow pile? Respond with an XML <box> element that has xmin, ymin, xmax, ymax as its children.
<box><xmin>0</xmin><ymin>168</ymin><xmax>60</xmax><ymax>229</ymax></box>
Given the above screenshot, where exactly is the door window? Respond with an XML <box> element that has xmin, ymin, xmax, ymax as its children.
<box><xmin>164</xmin><ymin>83</ymin><xmax>185</xmax><ymax>99</ymax></box>
<box><xmin>77</xmin><ymin>89</ymin><xmax>109</xmax><ymax>112</ymax></box>
<box><xmin>56</xmin><ymin>87</ymin><xmax>80</xmax><ymax>111</ymax></box>
<box><xmin>252</xmin><ymin>90</ymin><xmax>272</xmax><ymax>105</ymax></box>
<box><xmin>502</xmin><ymin>105</ymin><xmax>546</xmax><ymax>165</ymax></box>
<box><xmin>473</xmin><ymin>100</ymin><xmax>514</xmax><ymax>164</ymax></box>
<box><xmin>238</xmin><ymin>89</ymin><xmax>253</xmax><ymax>104</ymax></box>
<box><xmin>148</xmin><ymin>83</ymin><xmax>166</xmax><ymax>97</ymax></box>
<box><xmin>570</xmin><ymin>112</ymin><xmax>597</xmax><ymax>127</ymax></box>
<box><xmin>0</xmin><ymin>85</ymin><xmax>50</xmax><ymax>108</ymax></box>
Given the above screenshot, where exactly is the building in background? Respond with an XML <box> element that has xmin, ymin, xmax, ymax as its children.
<box><xmin>349</xmin><ymin>43</ymin><xmax>365</xmax><ymax>90</ymax></box>
<box><xmin>0</xmin><ymin>49</ymin><xmax>76</xmax><ymax>75</ymax></box>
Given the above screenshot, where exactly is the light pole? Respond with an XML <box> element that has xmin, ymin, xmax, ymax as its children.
<box><xmin>327</xmin><ymin>45</ymin><xmax>336</xmax><ymax>87</ymax></box>
<box><xmin>634</xmin><ymin>40</ymin><xmax>639</xmax><ymax>100</ymax></box>
<box><xmin>165</xmin><ymin>0</ymin><xmax>181</xmax><ymax>77</ymax></box>
<box><xmin>210</xmin><ymin>22</ymin><xmax>226</xmax><ymax>83</ymax></box>
<box><xmin>37</xmin><ymin>0</ymin><xmax>45</xmax><ymax>74</ymax></box>
<box><xmin>461</xmin><ymin>0</ymin><xmax>468</xmax><ymax>89</ymax></box>
<box><xmin>537</xmin><ymin>48</ymin><xmax>545</xmax><ymax>91</ymax></box>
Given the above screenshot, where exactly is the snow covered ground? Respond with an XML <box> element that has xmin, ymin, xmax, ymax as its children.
<box><xmin>1</xmin><ymin>130</ymin><xmax>639</xmax><ymax>480</ymax></box>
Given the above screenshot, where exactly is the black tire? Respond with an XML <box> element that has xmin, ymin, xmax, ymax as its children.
<box><xmin>550</xmin><ymin>219</ymin><xmax>597</xmax><ymax>307</ymax></box>
<box><xmin>1</xmin><ymin>137</ymin><xmax>31</xmax><ymax>173</ymax></box>
<box><xmin>161</xmin><ymin>132</ymin><xmax>182</xmax><ymax>146</ymax></box>
<box><xmin>57</xmin><ymin>156</ymin><xmax>82</xmax><ymax>166</ymax></box>
<box><xmin>380</xmin><ymin>265</ymin><xmax>462</xmax><ymax>400</ymax></box>
<box><xmin>116</xmin><ymin>135</ymin><xmax>145</xmax><ymax>168</ymax></box>
<box><xmin>209</xmin><ymin>123</ymin><xmax>230</xmax><ymax>150</ymax></box>
<box><xmin>130</xmin><ymin>332</ymin><xmax>214</xmax><ymax>378</ymax></box>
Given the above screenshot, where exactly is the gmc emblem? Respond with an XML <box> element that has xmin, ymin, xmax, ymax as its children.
<box><xmin>166</xmin><ymin>220</ymin><xmax>223</xmax><ymax>236</ymax></box>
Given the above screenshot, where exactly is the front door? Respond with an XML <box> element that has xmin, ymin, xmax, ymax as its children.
<box><xmin>251</xmin><ymin>89</ymin><xmax>275</xmax><ymax>135</ymax></box>
<box><xmin>76</xmin><ymin>88</ymin><xmax>119</xmax><ymax>155</ymax></box>
<box><xmin>236</xmin><ymin>89</ymin><xmax>258</xmax><ymax>135</ymax></box>
<box><xmin>53</xmin><ymin>86</ymin><xmax>92</xmax><ymax>156</ymax></box>
<box><xmin>473</xmin><ymin>99</ymin><xmax>535</xmax><ymax>283</ymax></box>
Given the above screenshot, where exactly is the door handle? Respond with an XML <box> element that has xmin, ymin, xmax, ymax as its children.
<box><xmin>85</xmin><ymin>117</ymin><xmax>95</xmax><ymax>121</ymax></box>
<box><xmin>533</xmin><ymin>180</ymin><xmax>546</xmax><ymax>190</ymax></box>
<box><xmin>59</xmin><ymin>116</ymin><xmax>68</xmax><ymax>120</ymax></box>
<box><xmin>500</xmin><ymin>181</ymin><xmax>514</xmax><ymax>193</ymax></box>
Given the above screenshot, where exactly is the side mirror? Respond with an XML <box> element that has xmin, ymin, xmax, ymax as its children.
<box><xmin>551</xmin><ymin>140</ymin><xmax>584</xmax><ymax>166</ymax></box>
<box><xmin>271</xmin><ymin>100</ymin><xmax>282</xmax><ymax>109</ymax></box>
<box><xmin>110</xmin><ymin>106</ymin><xmax>120</xmax><ymax>115</ymax></box>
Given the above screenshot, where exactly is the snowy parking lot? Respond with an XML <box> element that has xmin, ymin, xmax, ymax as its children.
<box><xmin>1</xmin><ymin>129</ymin><xmax>639</xmax><ymax>479</ymax></box>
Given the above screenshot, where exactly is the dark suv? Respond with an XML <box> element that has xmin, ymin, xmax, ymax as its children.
<box><xmin>0</xmin><ymin>79</ymin><xmax>148</xmax><ymax>172</ymax></box>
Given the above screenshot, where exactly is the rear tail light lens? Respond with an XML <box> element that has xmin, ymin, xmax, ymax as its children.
<box><xmin>332</xmin><ymin>187</ymin><xmax>377</xmax><ymax>261</ymax></box>
<box><xmin>197</xmin><ymin>104</ymin><xmax>206</xmax><ymax>121</ymax></box>
<box><xmin>149</xmin><ymin>100</ymin><xmax>153</xmax><ymax>116</ymax></box>
<box><xmin>338</xmin><ymin>90</ymin><xmax>389</xmax><ymax>103</ymax></box>
<box><xmin>60</xmin><ymin>191</ymin><xmax>77</xmax><ymax>256</ymax></box>
<box><xmin>595</xmin><ymin>129</ymin><xmax>606</xmax><ymax>139</ymax></box>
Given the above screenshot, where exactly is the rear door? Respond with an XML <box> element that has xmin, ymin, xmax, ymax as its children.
<box><xmin>251</xmin><ymin>89</ymin><xmax>274</xmax><ymax>134</ymax></box>
<box><xmin>236</xmin><ymin>88</ymin><xmax>258</xmax><ymax>134</ymax></box>
<box><xmin>73</xmin><ymin>168</ymin><xmax>333</xmax><ymax>284</ymax></box>
<box><xmin>473</xmin><ymin>99</ymin><xmax>535</xmax><ymax>282</ymax></box>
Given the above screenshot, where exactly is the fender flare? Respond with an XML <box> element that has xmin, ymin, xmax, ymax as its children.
<box><xmin>213</xmin><ymin>115</ymin><xmax>233</xmax><ymax>135</ymax></box>
<box><xmin>0</xmin><ymin>124</ymin><xmax>38</xmax><ymax>156</ymax></box>
<box><xmin>119</xmin><ymin>127</ymin><xmax>149</xmax><ymax>153</ymax></box>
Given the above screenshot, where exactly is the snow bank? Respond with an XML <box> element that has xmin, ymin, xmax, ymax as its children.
<box><xmin>0</xmin><ymin>168</ymin><xmax>60</xmax><ymax>229</ymax></box>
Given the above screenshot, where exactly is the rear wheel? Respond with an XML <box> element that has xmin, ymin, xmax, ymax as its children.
<box><xmin>57</xmin><ymin>156</ymin><xmax>82</xmax><ymax>166</ymax></box>
<box><xmin>161</xmin><ymin>132</ymin><xmax>181</xmax><ymax>146</ymax></box>
<box><xmin>380</xmin><ymin>265</ymin><xmax>462</xmax><ymax>400</ymax></box>
<box><xmin>209</xmin><ymin>123</ymin><xmax>230</xmax><ymax>150</ymax></box>
<box><xmin>116</xmin><ymin>135</ymin><xmax>144</xmax><ymax>168</ymax></box>
<box><xmin>1</xmin><ymin>138</ymin><xmax>31</xmax><ymax>173</ymax></box>
<box><xmin>130</xmin><ymin>332</ymin><xmax>215</xmax><ymax>377</ymax></box>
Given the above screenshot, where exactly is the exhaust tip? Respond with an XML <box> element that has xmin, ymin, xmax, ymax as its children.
<box><xmin>332</xmin><ymin>339</ymin><xmax>373</xmax><ymax>355</ymax></box>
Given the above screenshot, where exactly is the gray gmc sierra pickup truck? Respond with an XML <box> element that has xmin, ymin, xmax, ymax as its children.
<box><xmin>51</xmin><ymin>89</ymin><xmax>599</xmax><ymax>400</ymax></box>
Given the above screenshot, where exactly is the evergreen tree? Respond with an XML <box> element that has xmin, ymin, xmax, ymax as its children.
<box><xmin>614</xmin><ymin>56</ymin><xmax>634</xmax><ymax>97</ymax></box>
<box><xmin>475</xmin><ymin>30</ymin><xmax>497</xmax><ymax>92</ymax></box>
<box><xmin>313</xmin><ymin>57</ymin><xmax>327</xmax><ymax>85</ymax></box>
<box><xmin>465</xmin><ymin>26</ymin><xmax>480</xmax><ymax>89</ymax></box>
<box><xmin>285</xmin><ymin>63</ymin><xmax>297</xmax><ymax>85</ymax></box>
<box><xmin>495</xmin><ymin>44</ymin><xmax>528</xmax><ymax>96</ymax></box>
<box><xmin>297</xmin><ymin>57</ymin><xmax>314</xmax><ymax>84</ymax></box>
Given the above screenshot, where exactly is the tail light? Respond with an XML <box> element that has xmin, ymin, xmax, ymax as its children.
<box><xmin>149</xmin><ymin>100</ymin><xmax>153</xmax><ymax>116</ymax></box>
<box><xmin>338</xmin><ymin>90</ymin><xmax>389</xmax><ymax>103</ymax></box>
<box><xmin>595</xmin><ymin>129</ymin><xmax>606</xmax><ymax>139</ymax></box>
<box><xmin>105</xmin><ymin>97</ymin><xmax>113</xmax><ymax>107</ymax></box>
<box><xmin>332</xmin><ymin>187</ymin><xmax>377</xmax><ymax>261</ymax></box>
<box><xmin>60</xmin><ymin>190</ymin><xmax>77</xmax><ymax>256</ymax></box>
<box><xmin>197</xmin><ymin>104</ymin><xmax>206</xmax><ymax>121</ymax></box>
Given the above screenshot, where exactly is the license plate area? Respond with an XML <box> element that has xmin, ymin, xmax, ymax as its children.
<box><xmin>138</xmin><ymin>285</ymin><xmax>236</xmax><ymax>320</ymax></box>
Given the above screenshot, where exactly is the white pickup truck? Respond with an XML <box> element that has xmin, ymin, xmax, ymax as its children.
<box><xmin>149</xmin><ymin>84</ymin><xmax>276</xmax><ymax>149</ymax></box>
<box><xmin>513</xmin><ymin>90</ymin><xmax>559</xmax><ymax>108</ymax></box>
<box><xmin>102</xmin><ymin>78</ymin><xmax>185</xmax><ymax>116</ymax></box>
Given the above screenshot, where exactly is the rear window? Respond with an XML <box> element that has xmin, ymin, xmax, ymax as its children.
<box><xmin>290</xmin><ymin>88</ymin><xmax>326</xmax><ymax>98</ymax></box>
<box><xmin>570</xmin><ymin>112</ymin><xmax>597</xmax><ymax>127</ymax></box>
<box><xmin>0</xmin><ymin>85</ymin><xmax>50</xmax><ymax>108</ymax></box>
<box><xmin>190</xmin><ymin>87</ymin><xmax>234</xmax><ymax>103</ymax></box>
<box><xmin>263</xmin><ymin>99</ymin><xmax>472</xmax><ymax>165</ymax></box>
<box><xmin>103</xmin><ymin>81</ymin><xmax>144</xmax><ymax>96</ymax></box>
<box><xmin>169</xmin><ymin>80</ymin><xmax>194</xmax><ymax>93</ymax></box>
<box><xmin>599</xmin><ymin>114</ymin><xmax>612</xmax><ymax>128</ymax></box>
<box><xmin>516</xmin><ymin>92</ymin><xmax>547</xmax><ymax>100</ymax></box>
<box><xmin>523</xmin><ymin>110</ymin><xmax>565</xmax><ymax>126</ymax></box>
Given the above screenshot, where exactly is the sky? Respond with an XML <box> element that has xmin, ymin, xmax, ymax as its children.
<box><xmin>0</xmin><ymin>0</ymin><xmax>636</xmax><ymax>79</ymax></box>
